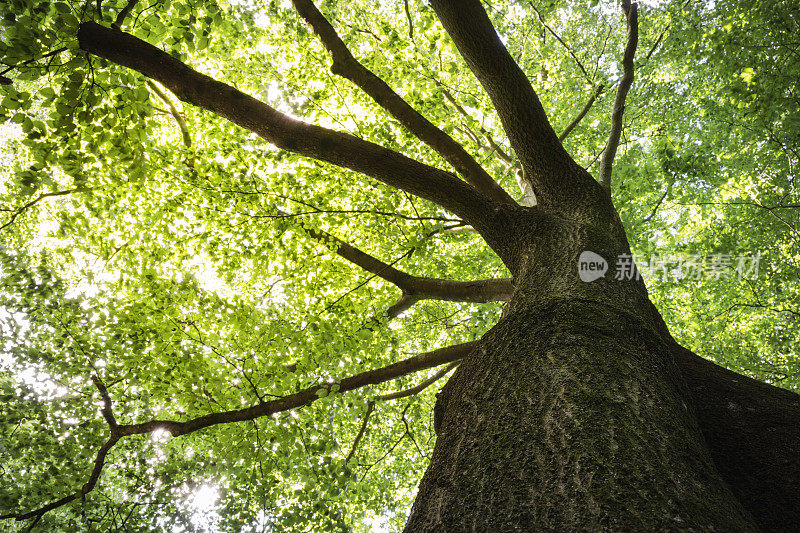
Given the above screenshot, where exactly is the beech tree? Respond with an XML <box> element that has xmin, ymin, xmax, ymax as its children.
<box><xmin>1</xmin><ymin>0</ymin><xmax>799</xmax><ymax>530</ymax></box>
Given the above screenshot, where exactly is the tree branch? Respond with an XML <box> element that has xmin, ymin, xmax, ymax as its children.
<box><xmin>0</xmin><ymin>188</ymin><xmax>91</xmax><ymax>232</ymax></box>
<box><xmin>303</xmin><ymin>224</ymin><xmax>413</xmax><ymax>287</ymax></box>
<box><xmin>529</xmin><ymin>2</ymin><xmax>593</xmax><ymax>85</ymax></box>
<box><xmin>117</xmin><ymin>341</ymin><xmax>477</xmax><ymax>438</ymax></box>
<box><xmin>403</xmin><ymin>0</ymin><xmax>415</xmax><ymax>41</ymax></box>
<box><xmin>407</xmin><ymin>276</ymin><xmax>513</xmax><ymax>303</ymax></box>
<box><xmin>558</xmin><ymin>84</ymin><xmax>605</xmax><ymax>142</ymax></box>
<box><xmin>345</xmin><ymin>401</ymin><xmax>375</xmax><ymax>463</ymax></box>
<box><xmin>643</xmin><ymin>25</ymin><xmax>668</xmax><ymax>64</ymax></box>
<box><xmin>302</xmin><ymin>223</ymin><xmax>513</xmax><ymax>302</ymax></box>
<box><xmin>146</xmin><ymin>80</ymin><xmax>191</xmax><ymax>147</ymax></box>
<box><xmin>290</xmin><ymin>0</ymin><xmax>515</xmax><ymax>205</ymax></box>
<box><xmin>2</xmin><ymin>434</ymin><xmax>119</xmax><ymax>523</ymax></box>
<box><xmin>428</xmin><ymin>0</ymin><xmax>596</xmax><ymax>206</ymax></box>
<box><xmin>4</xmin><ymin>341</ymin><xmax>476</xmax><ymax>523</ymax></box>
<box><xmin>76</xmin><ymin>22</ymin><xmax>499</xmax><ymax>234</ymax></box>
<box><xmin>0</xmin><ymin>47</ymin><xmax>69</xmax><ymax>79</ymax></box>
<box><xmin>347</xmin><ymin>361</ymin><xmax>459</xmax><ymax>463</ymax></box>
<box><xmin>640</xmin><ymin>184</ymin><xmax>669</xmax><ymax>223</ymax></box>
<box><xmin>112</xmin><ymin>0</ymin><xmax>138</xmax><ymax>29</ymax></box>
<box><xmin>91</xmin><ymin>374</ymin><xmax>117</xmax><ymax>429</ymax></box>
<box><xmin>377</xmin><ymin>361</ymin><xmax>458</xmax><ymax>402</ymax></box>
<box><xmin>385</xmin><ymin>294</ymin><xmax>419</xmax><ymax>319</ymax></box>
<box><xmin>598</xmin><ymin>0</ymin><xmax>639</xmax><ymax>191</ymax></box>
<box><xmin>439</xmin><ymin>84</ymin><xmax>514</xmax><ymax>165</ymax></box>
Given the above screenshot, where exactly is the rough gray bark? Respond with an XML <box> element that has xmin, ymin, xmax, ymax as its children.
<box><xmin>409</xmin><ymin>301</ymin><xmax>756</xmax><ymax>531</ymax></box>
<box><xmin>405</xmin><ymin>197</ymin><xmax>757</xmax><ymax>530</ymax></box>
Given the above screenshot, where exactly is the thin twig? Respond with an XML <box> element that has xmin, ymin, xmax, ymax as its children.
<box><xmin>641</xmin><ymin>185</ymin><xmax>670</xmax><ymax>223</ymax></box>
<box><xmin>0</xmin><ymin>188</ymin><xmax>91</xmax><ymax>232</ymax></box>
<box><xmin>345</xmin><ymin>361</ymin><xmax>459</xmax><ymax>462</ymax></box>
<box><xmin>558</xmin><ymin>84</ymin><xmax>605</xmax><ymax>142</ymax></box>
<box><xmin>0</xmin><ymin>47</ymin><xmax>69</xmax><ymax>78</ymax></box>
<box><xmin>439</xmin><ymin>84</ymin><xmax>514</xmax><ymax>164</ymax></box>
<box><xmin>529</xmin><ymin>2</ymin><xmax>593</xmax><ymax>84</ymax></box>
<box><xmin>378</xmin><ymin>361</ymin><xmax>458</xmax><ymax>402</ymax></box>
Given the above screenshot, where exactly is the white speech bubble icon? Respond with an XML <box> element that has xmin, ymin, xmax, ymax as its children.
<box><xmin>578</xmin><ymin>251</ymin><xmax>608</xmax><ymax>282</ymax></box>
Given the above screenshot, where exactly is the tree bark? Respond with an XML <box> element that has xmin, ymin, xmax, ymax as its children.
<box><xmin>405</xmin><ymin>195</ymin><xmax>763</xmax><ymax>529</ymax></box>
<box><xmin>407</xmin><ymin>300</ymin><xmax>756</xmax><ymax>531</ymax></box>
<box><xmin>669</xmin><ymin>338</ymin><xmax>800</xmax><ymax>531</ymax></box>
<box><xmin>405</xmin><ymin>197</ymin><xmax>800</xmax><ymax>530</ymax></box>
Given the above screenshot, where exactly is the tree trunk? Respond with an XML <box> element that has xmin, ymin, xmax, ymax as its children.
<box><xmin>669</xmin><ymin>340</ymin><xmax>800</xmax><ymax>531</ymax></box>
<box><xmin>405</xmin><ymin>206</ymin><xmax>760</xmax><ymax>530</ymax></box>
<box><xmin>406</xmin><ymin>303</ymin><xmax>754</xmax><ymax>530</ymax></box>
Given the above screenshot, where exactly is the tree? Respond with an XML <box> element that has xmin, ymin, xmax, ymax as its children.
<box><xmin>1</xmin><ymin>0</ymin><xmax>799</xmax><ymax>530</ymax></box>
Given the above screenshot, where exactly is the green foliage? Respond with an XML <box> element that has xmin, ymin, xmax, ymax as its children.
<box><xmin>0</xmin><ymin>0</ymin><xmax>798</xmax><ymax>530</ymax></box>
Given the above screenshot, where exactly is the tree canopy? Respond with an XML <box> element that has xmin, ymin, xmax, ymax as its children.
<box><xmin>0</xmin><ymin>0</ymin><xmax>798</xmax><ymax>530</ymax></box>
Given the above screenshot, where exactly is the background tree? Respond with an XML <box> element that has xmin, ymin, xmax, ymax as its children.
<box><xmin>0</xmin><ymin>0</ymin><xmax>798</xmax><ymax>530</ymax></box>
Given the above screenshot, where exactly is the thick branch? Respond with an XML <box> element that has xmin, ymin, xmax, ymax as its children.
<box><xmin>305</xmin><ymin>224</ymin><xmax>412</xmax><ymax>287</ymax></box>
<box><xmin>598</xmin><ymin>0</ymin><xmax>639</xmax><ymax>191</ymax></box>
<box><xmin>429</xmin><ymin>0</ymin><xmax>596</xmax><ymax>206</ymax></box>
<box><xmin>291</xmin><ymin>0</ymin><xmax>515</xmax><ymax>205</ymax></box>
<box><xmin>76</xmin><ymin>22</ymin><xmax>499</xmax><ymax>234</ymax></box>
<box><xmin>409</xmin><ymin>276</ymin><xmax>513</xmax><ymax>303</ymax></box>
<box><xmin>558</xmin><ymin>84</ymin><xmax>605</xmax><ymax>142</ymax></box>
<box><xmin>116</xmin><ymin>341</ymin><xmax>477</xmax><ymax>437</ymax></box>
<box><xmin>303</xmin><ymin>224</ymin><xmax>513</xmax><ymax>302</ymax></box>
<box><xmin>643</xmin><ymin>299</ymin><xmax>800</xmax><ymax>530</ymax></box>
<box><xmin>4</xmin><ymin>342</ymin><xmax>476</xmax><ymax>522</ymax></box>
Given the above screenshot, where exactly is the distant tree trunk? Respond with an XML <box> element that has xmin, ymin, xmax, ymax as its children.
<box><xmin>405</xmin><ymin>200</ymin><xmax>759</xmax><ymax>530</ymax></box>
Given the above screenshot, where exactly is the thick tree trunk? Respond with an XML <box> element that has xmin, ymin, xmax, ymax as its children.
<box><xmin>405</xmin><ymin>204</ymin><xmax>763</xmax><ymax>530</ymax></box>
<box><xmin>406</xmin><ymin>299</ymin><xmax>755</xmax><ymax>531</ymax></box>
